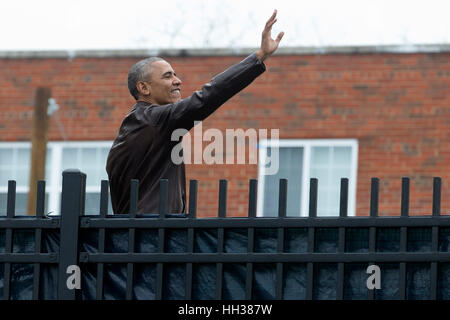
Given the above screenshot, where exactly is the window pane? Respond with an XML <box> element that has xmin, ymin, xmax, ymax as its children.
<box><xmin>0</xmin><ymin>148</ymin><xmax>13</xmax><ymax>166</ymax></box>
<box><xmin>0</xmin><ymin>169</ymin><xmax>11</xmax><ymax>185</ymax></box>
<box><xmin>309</xmin><ymin>146</ymin><xmax>353</xmax><ymax>216</ymax></box>
<box><xmin>311</xmin><ymin>147</ymin><xmax>330</xmax><ymax>166</ymax></box>
<box><xmin>17</xmin><ymin>149</ymin><xmax>30</xmax><ymax>167</ymax></box>
<box><xmin>45</xmin><ymin>148</ymin><xmax>52</xmax><ymax>182</ymax></box>
<box><xmin>261</xmin><ymin>147</ymin><xmax>303</xmax><ymax>216</ymax></box>
<box><xmin>82</xmin><ymin>148</ymin><xmax>100</xmax><ymax>186</ymax></box>
<box><xmin>82</xmin><ymin>192</ymin><xmax>114</xmax><ymax>215</ymax></box>
<box><xmin>60</xmin><ymin>146</ymin><xmax>110</xmax><ymax>188</ymax></box>
<box><xmin>310</xmin><ymin>167</ymin><xmax>330</xmax><ymax>186</ymax></box>
<box><xmin>326</xmin><ymin>188</ymin><xmax>340</xmax><ymax>214</ymax></box>
<box><xmin>62</xmin><ymin>148</ymin><xmax>78</xmax><ymax>169</ymax></box>
<box><xmin>334</xmin><ymin>146</ymin><xmax>352</xmax><ymax>164</ymax></box>
<box><xmin>16</xmin><ymin>148</ymin><xmax>30</xmax><ymax>186</ymax></box>
<box><xmin>0</xmin><ymin>148</ymin><xmax>14</xmax><ymax>183</ymax></box>
<box><xmin>99</xmin><ymin>148</ymin><xmax>110</xmax><ymax>181</ymax></box>
<box><xmin>0</xmin><ymin>148</ymin><xmax>30</xmax><ymax>187</ymax></box>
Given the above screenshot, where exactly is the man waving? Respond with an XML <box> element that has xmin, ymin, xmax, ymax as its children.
<box><xmin>106</xmin><ymin>10</ymin><xmax>284</xmax><ymax>214</ymax></box>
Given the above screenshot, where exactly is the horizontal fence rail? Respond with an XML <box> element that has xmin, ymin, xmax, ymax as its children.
<box><xmin>0</xmin><ymin>170</ymin><xmax>449</xmax><ymax>300</ymax></box>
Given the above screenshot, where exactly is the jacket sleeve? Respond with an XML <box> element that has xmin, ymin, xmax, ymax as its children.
<box><xmin>148</xmin><ymin>53</ymin><xmax>266</xmax><ymax>132</ymax></box>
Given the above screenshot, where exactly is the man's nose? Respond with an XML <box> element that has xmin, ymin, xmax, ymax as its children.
<box><xmin>173</xmin><ymin>76</ymin><xmax>182</xmax><ymax>86</ymax></box>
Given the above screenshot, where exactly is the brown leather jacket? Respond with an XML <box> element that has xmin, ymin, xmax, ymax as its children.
<box><xmin>106</xmin><ymin>53</ymin><xmax>266</xmax><ymax>214</ymax></box>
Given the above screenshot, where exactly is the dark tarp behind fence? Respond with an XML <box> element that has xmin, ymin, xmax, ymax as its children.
<box><xmin>2</xmin><ymin>214</ymin><xmax>450</xmax><ymax>300</ymax></box>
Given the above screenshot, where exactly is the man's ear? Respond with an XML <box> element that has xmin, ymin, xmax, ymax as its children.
<box><xmin>137</xmin><ymin>81</ymin><xmax>151</xmax><ymax>96</ymax></box>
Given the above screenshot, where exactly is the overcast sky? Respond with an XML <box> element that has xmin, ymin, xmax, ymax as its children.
<box><xmin>0</xmin><ymin>0</ymin><xmax>449</xmax><ymax>51</ymax></box>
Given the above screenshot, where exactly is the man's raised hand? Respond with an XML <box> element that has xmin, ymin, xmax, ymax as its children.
<box><xmin>256</xmin><ymin>10</ymin><xmax>284</xmax><ymax>62</ymax></box>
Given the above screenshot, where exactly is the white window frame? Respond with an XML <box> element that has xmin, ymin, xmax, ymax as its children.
<box><xmin>0</xmin><ymin>142</ymin><xmax>33</xmax><ymax>197</ymax></box>
<box><xmin>0</xmin><ymin>141</ymin><xmax>113</xmax><ymax>215</ymax></box>
<box><xmin>257</xmin><ymin>139</ymin><xmax>358</xmax><ymax>217</ymax></box>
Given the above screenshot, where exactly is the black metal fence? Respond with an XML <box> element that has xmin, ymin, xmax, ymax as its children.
<box><xmin>0</xmin><ymin>170</ymin><xmax>449</xmax><ymax>300</ymax></box>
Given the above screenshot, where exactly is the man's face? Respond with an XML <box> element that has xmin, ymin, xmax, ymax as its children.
<box><xmin>144</xmin><ymin>60</ymin><xmax>182</xmax><ymax>105</ymax></box>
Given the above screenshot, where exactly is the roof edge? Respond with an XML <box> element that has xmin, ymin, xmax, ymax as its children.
<box><xmin>1</xmin><ymin>44</ymin><xmax>449</xmax><ymax>59</ymax></box>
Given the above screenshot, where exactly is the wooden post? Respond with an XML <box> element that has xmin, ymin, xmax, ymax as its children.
<box><xmin>27</xmin><ymin>87</ymin><xmax>51</xmax><ymax>215</ymax></box>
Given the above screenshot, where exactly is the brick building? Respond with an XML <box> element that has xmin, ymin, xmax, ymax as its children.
<box><xmin>0</xmin><ymin>45</ymin><xmax>449</xmax><ymax>217</ymax></box>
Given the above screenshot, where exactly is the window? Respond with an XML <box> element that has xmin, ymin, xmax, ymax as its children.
<box><xmin>0</xmin><ymin>141</ymin><xmax>113</xmax><ymax>215</ymax></box>
<box><xmin>257</xmin><ymin>139</ymin><xmax>358</xmax><ymax>217</ymax></box>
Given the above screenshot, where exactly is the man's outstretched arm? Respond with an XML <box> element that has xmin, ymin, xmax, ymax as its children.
<box><xmin>149</xmin><ymin>10</ymin><xmax>284</xmax><ymax>131</ymax></box>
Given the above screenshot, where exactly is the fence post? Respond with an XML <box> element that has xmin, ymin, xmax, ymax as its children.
<box><xmin>58</xmin><ymin>169</ymin><xmax>85</xmax><ymax>300</ymax></box>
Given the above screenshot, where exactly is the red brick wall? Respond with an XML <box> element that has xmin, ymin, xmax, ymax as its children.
<box><xmin>1</xmin><ymin>51</ymin><xmax>449</xmax><ymax>216</ymax></box>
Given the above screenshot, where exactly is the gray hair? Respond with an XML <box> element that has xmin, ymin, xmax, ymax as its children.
<box><xmin>127</xmin><ymin>57</ymin><xmax>164</xmax><ymax>100</ymax></box>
